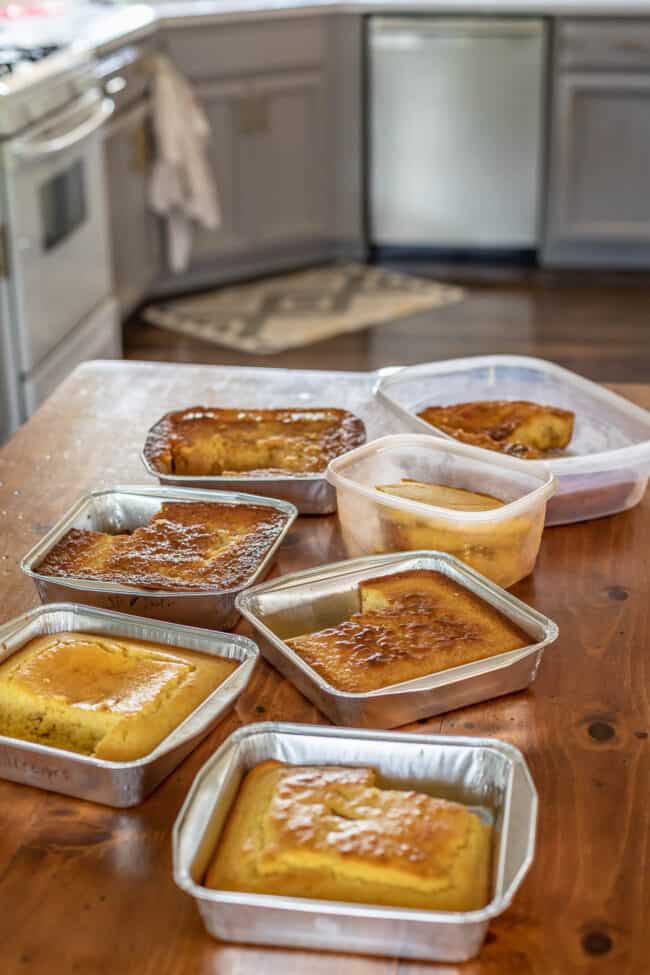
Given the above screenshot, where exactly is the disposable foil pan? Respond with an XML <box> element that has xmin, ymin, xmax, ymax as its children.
<box><xmin>0</xmin><ymin>603</ymin><xmax>259</xmax><ymax>806</ymax></box>
<box><xmin>139</xmin><ymin>365</ymin><xmax>404</xmax><ymax>514</ymax></box>
<box><xmin>173</xmin><ymin>721</ymin><xmax>537</xmax><ymax>962</ymax></box>
<box><xmin>20</xmin><ymin>486</ymin><xmax>297</xmax><ymax>629</ymax></box>
<box><xmin>236</xmin><ymin>551</ymin><xmax>558</xmax><ymax>728</ymax></box>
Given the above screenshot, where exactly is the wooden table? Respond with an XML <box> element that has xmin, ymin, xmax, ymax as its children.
<box><xmin>0</xmin><ymin>361</ymin><xmax>648</xmax><ymax>975</ymax></box>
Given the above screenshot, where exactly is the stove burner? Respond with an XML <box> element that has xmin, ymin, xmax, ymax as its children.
<box><xmin>0</xmin><ymin>44</ymin><xmax>60</xmax><ymax>75</ymax></box>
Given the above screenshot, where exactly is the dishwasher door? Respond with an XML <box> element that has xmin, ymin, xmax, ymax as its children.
<box><xmin>369</xmin><ymin>18</ymin><xmax>546</xmax><ymax>251</ymax></box>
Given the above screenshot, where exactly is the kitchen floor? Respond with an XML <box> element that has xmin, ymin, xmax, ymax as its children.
<box><xmin>123</xmin><ymin>264</ymin><xmax>650</xmax><ymax>382</ymax></box>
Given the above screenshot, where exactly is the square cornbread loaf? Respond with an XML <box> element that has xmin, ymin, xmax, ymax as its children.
<box><xmin>285</xmin><ymin>570</ymin><xmax>529</xmax><ymax>693</ymax></box>
<box><xmin>143</xmin><ymin>406</ymin><xmax>366</xmax><ymax>476</ymax></box>
<box><xmin>0</xmin><ymin>632</ymin><xmax>238</xmax><ymax>761</ymax></box>
<box><xmin>36</xmin><ymin>500</ymin><xmax>288</xmax><ymax>592</ymax></box>
<box><xmin>417</xmin><ymin>400</ymin><xmax>574</xmax><ymax>459</ymax></box>
<box><xmin>205</xmin><ymin>760</ymin><xmax>492</xmax><ymax>912</ymax></box>
<box><xmin>375</xmin><ymin>479</ymin><xmax>532</xmax><ymax>587</ymax></box>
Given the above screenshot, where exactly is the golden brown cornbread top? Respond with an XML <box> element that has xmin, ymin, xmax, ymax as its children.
<box><xmin>143</xmin><ymin>405</ymin><xmax>366</xmax><ymax>476</ymax></box>
<box><xmin>286</xmin><ymin>570</ymin><xmax>529</xmax><ymax>692</ymax></box>
<box><xmin>2</xmin><ymin>633</ymin><xmax>194</xmax><ymax>714</ymax></box>
<box><xmin>376</xmin><ymin>480</ymin><xmax>505</xmax><ymax>512</ymax></box>
<box><xmin>417</xmin><ymin>400</ymin><xmax>574</xmax><ymax>459</ymax></box>
<box><xmin>256</xmin><ymin>761</ymin><xmax>484</xmax><ymax>879</ymax></box>
<box><xmin>36</xmin><ymin>501</ymin><xmax>288</xmax><ymax>592</ymax></box>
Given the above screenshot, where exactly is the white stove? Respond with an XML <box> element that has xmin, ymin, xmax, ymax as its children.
<box><xmin>0</xmin><ymin>28</ymin><xmax>120</xmax><ymax>442</ymax></box>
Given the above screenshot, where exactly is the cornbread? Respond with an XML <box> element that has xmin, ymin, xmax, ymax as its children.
<box><xmin>0</xmin><ymin>632</ymin><xmax>238</xmax><ymax>760</ymax></box>
<box><xmin>376</xmin><ymin>480</ymin><xmax>505</xmax><ymax>512</ymax></box>
<box><xmin>417</xmin><ymin>400</ymin><xmax>575</xmax><ymax>459</ymax></box>
<box><xmin>285</xmin><ymin>570</ymin><xmax>529</xmax><ymax>692</ymax></box>
<box><xmin>374</xmin><ymin>478</ymin><xmax>533</xmax><ymax>586</ymax></box>
<box><xmin>36</xmin><ymin>501</ymin><xmax>289</xmax><ymax>592</ymax></box>
<box><xmin>205</xmin><ymin>760</ymin><xmax>492</xmax><ymax>912</ymax></box>
<box><xmin>144</xmin><ymin>406</ymin><xmax>366</xmax><ymax>476</ymax></box>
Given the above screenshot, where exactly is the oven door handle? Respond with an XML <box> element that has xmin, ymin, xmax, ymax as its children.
<box><xmin>12</xmin><ymin>96</ymin><xmax>115</xmax><ymax>160</ymax></box>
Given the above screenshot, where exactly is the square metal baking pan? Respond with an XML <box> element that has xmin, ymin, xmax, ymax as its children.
<box><xmin>173</xmin><ymin>721</ymin><xmax>537</xmax><ymax>962</ymax></box>
<box><xmin>236</xmin><ymin>551</ymin><xmax>558</xmax><ymax>728</ymax></box>
<box><xmin>0</xmin><ymin>603</ymin><xmax>259</xmax><ymax>807</ymax></box>
<box><xmin>138</xmin><ymin>365</ymin><xmax>404</xmax><ymax>514</ymax></box>
<box><xmin>20</xmin><ymin>485</ymin><xmax>297</xmax><ymax>629</ymax></box>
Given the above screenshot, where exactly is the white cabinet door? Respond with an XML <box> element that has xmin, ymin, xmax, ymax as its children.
<box><xmin>189</xmin><ymin>72</ymin><xmax>328</xmax><ymax>268</ymax></box>
<box><xmin>104</xmin><ymin>100</ymin><xmax>161</xmax><ymax>315</ymax></box>
<box><xmin>544</xmin><ymin>71</ymin><xmax>650</xmax><ymax>264</ymax></box>
<box><xmin>237</xmin><ymin>72</ymin><xmax>328</xmax><ymax>245</ymax></box>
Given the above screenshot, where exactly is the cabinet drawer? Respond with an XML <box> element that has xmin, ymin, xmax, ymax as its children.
<box><xmin>163</xmin><ymin>18</ymin><xmax>326</xmax><ymax>80</ymax></box>
<box><xmin>557</xmin><ymin>20</ymin><xmax>650</xmax><ymax>71</ymax></box>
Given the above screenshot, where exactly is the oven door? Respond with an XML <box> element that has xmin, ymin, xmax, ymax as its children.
<box><xmin>5</xmin><ymin>88</ymin><xmax>114</xmax><ymax>373</ymax></box>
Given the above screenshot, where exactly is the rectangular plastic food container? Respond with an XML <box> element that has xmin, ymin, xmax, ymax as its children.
<box><xmin>236</xmin><ymin>551</ymin><xmax>558</xmax><ymax>728</ymax></box>
<box><xmin>140</xmin><ymin>365</ymin><xmax>403</xmax><ymax>514</ymax></box>
<box><xmin>20</xmin><ymin>486</ymin><xmax>296</xmax><ymax>629</ymax></box>
<box><xmin>0</xmin><ymin>603</ymin><xmax>259</xmax><ymax>806</ymax></box>
<box><xmin>173</xmin><ymin>721</ymin><xmax>537</xmax><ymax>962</ymax></box>
<box><xmin>375</xmin><ymin>355</ymin><xmax>650</xmax><ymax>525</ymax></box>
<box><xmin>327</xmin><ymin>433</ymin><xmax>555</xmax><ymax>588</ymax></box>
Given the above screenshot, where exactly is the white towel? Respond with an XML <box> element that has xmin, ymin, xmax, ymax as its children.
<box><xmin>149</xmin><ymin>54</ymin><xmax>221</xmax><ymax>273</ymax></box>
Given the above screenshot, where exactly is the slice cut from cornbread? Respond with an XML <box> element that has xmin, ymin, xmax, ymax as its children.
<box><xmin>285</xmin><ymin>570</ymin><xmax>529</xmax><ymax>693</ymax></box>
<box><xmin>376</xmin><ymin>480</ymin><xmax>505</xmax><ymax>512</ymax></box>
<box><xmin>417</xmin><ymin>400</ymin><xmax>574</xmax><ymax>458</ymax></box>
<box><xmin>205</xmin><ymin>760</ymin><xmax>492</xmax><ymax>912</ymax></box>
<box><xmin>0</xmin><ymin>632</ymin><xmax>238</xmax><ymax>760</ymax></box>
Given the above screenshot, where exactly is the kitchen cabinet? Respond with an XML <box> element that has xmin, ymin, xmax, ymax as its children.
<box><xmin>154</xmin><ymin>15</ymin><xmax>357</xmax><ymax>292</ymax></box>
<box><xmin>543</xmin><ymin>20</ymin><xmax>650</xmax><ymax>268</ymax></box>
<box><xmin>104</xmin><ymin>99</ymin><xmax>161</xmax><ymax>315</ymax></box>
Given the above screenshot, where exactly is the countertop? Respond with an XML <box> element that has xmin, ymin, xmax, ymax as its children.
<box><xmin>1</xmin><ymin>361</ymin><xmax>649</xmax><ymax>973</ymax></box>
<box><xmin>4</xmin><ymin>0</ymin><xmax>650</xmax><ymax>60</ymax></box>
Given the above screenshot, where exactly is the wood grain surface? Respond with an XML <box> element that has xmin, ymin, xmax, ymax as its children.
<box><xmin>0</xmin><ymin>362</ymin><xmax>648</xmax><ymax>974</ymax></box>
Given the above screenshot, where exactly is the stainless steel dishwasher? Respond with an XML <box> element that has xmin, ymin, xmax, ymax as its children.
<box><xmin>369</xmin><ymin>17</ymin><xmax>546</xmax><ymax>256</ymax></box>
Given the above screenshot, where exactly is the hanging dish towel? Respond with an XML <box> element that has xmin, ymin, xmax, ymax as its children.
<box><xmin>149</xmin><ymin>53</ymin><xmax>221</xmax><ymax>273</ymax></box>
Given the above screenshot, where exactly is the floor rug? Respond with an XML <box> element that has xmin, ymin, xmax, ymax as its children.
<box><xmin>142</xmin><ymin>263</ymin><xmax>464</xmax><ymax>355</ymax></box>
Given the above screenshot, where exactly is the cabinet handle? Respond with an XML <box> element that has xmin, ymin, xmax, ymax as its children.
<box><xmin>238</xmin><ymin>94</ymin><xmax>270</xmax><ymax>135</ymax></box>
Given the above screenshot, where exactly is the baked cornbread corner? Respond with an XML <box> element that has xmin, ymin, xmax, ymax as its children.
<box><xmin>204</xmin><ymin>760</ymin><xmax>492</xmax><ymax>913</ymax></box>
<box><xmin>35</xmin><ymin>499</ymin><xmax>289</xmax><ymax>592</ymax></box>
<box><xmin>417</xmin><ymin>400</ymin><xmax>575</xmax><ymax>458</ymax></box>
<box><xmin>143</xmin><ymin>405</ymin><xmax>366</xmax><ymax>477</ymax></box>
<box><xmin>285</xmin><ymin>569</ymin><xmax>529</xmax><ymax>693</ymax></box>
<box><xmin>0</xmin><ymin>631</ymin><xmax>238</xmax><ymax>761</ymax></box>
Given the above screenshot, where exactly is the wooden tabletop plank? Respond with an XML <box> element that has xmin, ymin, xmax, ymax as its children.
<box><xmin>0</xmin><ymin>362</ymin><xmax>648</xmax><ymax>975</ymax></box>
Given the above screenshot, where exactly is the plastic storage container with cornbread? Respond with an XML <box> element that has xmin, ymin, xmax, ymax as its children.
<box><xmin>173</xmin><ymin>721</ymin><xmax>537</xmax><ymax>962</ymax></box>
<box><xmin>0</xmin><ymin>603</ymin><xmax>258</xmax><ymax>806</ymax></box>
<box><xmin>375</xmin><ymin>355</ymin><xmax>650</xmax><ymax>526</ymax></box>
<box><xmin>236</xmin><ymin>551</ymin><xmax>558</xmax><ymax>728</ymax></box>
<box><xmin>20</xmin><ymin>486</ymin><xmax>296</xmax><ymax>629</ymax></box>
<box><xmin>327</xmin><ymin>433</ymin><xmax>555</xmax><ymax>588</ymax></box>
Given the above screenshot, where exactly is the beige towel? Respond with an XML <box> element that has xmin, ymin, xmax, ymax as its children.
<box><xmin>149</xmin><ymin>53</ymin><xmax>221</xmax><ymax>272</ymax></box>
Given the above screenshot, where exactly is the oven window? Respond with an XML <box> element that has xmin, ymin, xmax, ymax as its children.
<box><xmin>40</xmin><ymin>160</ymin><xmax>87</xmax><ymax>251</ymax></box>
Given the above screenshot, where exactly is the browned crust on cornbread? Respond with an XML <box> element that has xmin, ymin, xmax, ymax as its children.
<box><xmin>36</xmin><ymin>501</ymin><xmax>288</xmax><ymax>592</ymax></box>
<box><xmin>143</xmin><ymin>406</ymin><xmax>366</xmax><ymax>476</ymax></box>
<box><xmin>286</xmin><ymin>569</ymin><xmax>529</xmax><ymax>692</ymax></box>
<box><xmin>205</xmin><ymin>759</ymin><xmax>492</xmax><ymax>912</ymax></box>
<box><xmin>417</xmin><ymin>400</ymin><xmax>575</xmax><ymax>459</ymax></box>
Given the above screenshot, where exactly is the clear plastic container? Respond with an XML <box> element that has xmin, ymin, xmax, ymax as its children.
<box><xmin>326</xmin><ymin>434</ymin><xmax>556</xmax><ymax>588</ymax></box>
<box><xmin>375</xmin><ymin>355</ymin><xmax>650</xmax><ymax>526</ymax></box>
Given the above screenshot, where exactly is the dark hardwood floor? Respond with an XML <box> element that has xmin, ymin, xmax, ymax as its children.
<box><xmin>124</xmin><ymin>263</ymin><xmax>650</xmax><ymax>382</ymax></box>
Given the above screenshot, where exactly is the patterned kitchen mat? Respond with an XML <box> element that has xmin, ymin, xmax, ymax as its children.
<box><xmin>142</xmin><ymin>263</ymin><xmax>464</xmax><ymax>355</ymax></box>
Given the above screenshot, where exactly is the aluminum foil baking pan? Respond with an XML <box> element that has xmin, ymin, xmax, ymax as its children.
<box><xmin>237</xmin><ymin>551</ymin><xmax>558</xmax><ymax>728</ymax></box>
<box><xmin>0</xmin><ymin>603</ymin><xmax>259</xmax><ymax>807</ymax></box>
<box><xmin>139</xmin><ymin>365</ymin><xmax>404</xmax><ymax>514</ymax></box>
<box><xmin>173</xmin><ymin>721</ymin><xmax>537</xmax><ymax>962</ymax></box>
<box><xmin>20</xmin><ymin>486</ymin><xmax>297</xmax><ymax>629</ymax></box>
